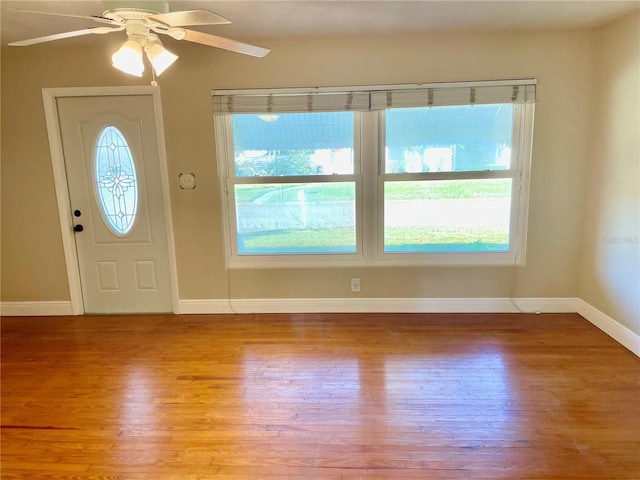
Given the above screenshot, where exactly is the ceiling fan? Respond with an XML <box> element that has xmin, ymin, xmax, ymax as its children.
<box><xmin>8</xmin><ymin>0</ymin><xmax>270</xmax><ymax>79</ymax></box>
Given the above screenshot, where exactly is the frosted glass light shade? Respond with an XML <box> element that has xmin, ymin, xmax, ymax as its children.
<box><xmin>146</xmin><ymin>43</ymin><xmax>178</xmax><ymax>76</ymax></box>
<box><xmin>112</xmin><ymin>40</ymin><xmax>144</xmax><ymax>77</ymax></box>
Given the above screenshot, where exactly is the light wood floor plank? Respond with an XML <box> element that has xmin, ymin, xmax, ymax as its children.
<box><xmin>2</xmin><ymin>312</ymin><xmax>638</xmax><ymax>479</ymax></box>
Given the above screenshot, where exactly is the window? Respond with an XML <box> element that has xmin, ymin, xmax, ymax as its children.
<box><xmin>213</xmin><ymin>80</ymin><xmax>535</xmax><ymax>268</ymax></box>
<box><xmin>381</xmin><ymin>105</ymin><xmax>514</xmax><ymax>254</ymax></box>
<box><xmin>94</xmin><ymin>125</ymin><xmax>138</xmax><ymax>236</ymax></box>
<box><xmin>231</xmin><ymin>112</ymin><xmax>358</xmax><ymax>255</ymax></box>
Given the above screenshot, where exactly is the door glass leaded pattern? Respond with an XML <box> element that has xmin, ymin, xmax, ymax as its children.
<box><xmin>94</xmin><ymin>125</ymin><xmax>138</xmax><ymax>235</ymax></box>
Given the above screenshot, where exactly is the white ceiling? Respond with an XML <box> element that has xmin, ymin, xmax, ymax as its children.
<box><xmin>1</xmin><ymin>0</ymin><xmax>638</xmax><ymax>47</ymax></box>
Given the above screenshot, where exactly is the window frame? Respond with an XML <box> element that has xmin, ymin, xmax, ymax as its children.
<box><xmin>213</xmin><ymin>80</ymin><xmax>535</xmax><ymax>269</ymax></box>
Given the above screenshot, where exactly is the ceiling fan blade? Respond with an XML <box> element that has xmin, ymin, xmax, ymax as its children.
<box><xmin>8</xmin><ymin>27</ymin><xmax>121</xmax><ymax>46</ymax></box>
<box><xmin>179</xmin><ymin>29</ymin><xmax>270</xmax><ymax>58</ymax></box>
<box><xmin>149</xmin><ymin>10</ymin><xmax>231</xmax><ymax>27</ymax></box>
<box><xmin>8</xmin><ymin>8</ymin><xmax>120</xmax><ymax>25</ymax></box>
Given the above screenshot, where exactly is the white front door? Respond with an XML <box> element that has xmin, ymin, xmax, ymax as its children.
<box><xmin>56</xmin><ymin>94</ymin><xmax>173</xmax><ymax>314</ymax></box>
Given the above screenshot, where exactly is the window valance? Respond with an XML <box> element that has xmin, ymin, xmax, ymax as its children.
<box><xmin>212</xmin><ymin>79</ymin><xmax>536</xmax><ymax>114</ymax></box>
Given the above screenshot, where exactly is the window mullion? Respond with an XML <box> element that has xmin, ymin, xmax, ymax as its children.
<box><xmin>360</xmin><ymin>111</ymin><xmax>377</xmax><ymax>262</ymax></box>
<box><xmin>231</xmin><ymin>174</ymin><xmax>358</xmax><ymax>185</ymax></box>
<box><xmin>382</xmin><ymin>170</ymin><xmax>514</xmax><ymax>182</ymax></box>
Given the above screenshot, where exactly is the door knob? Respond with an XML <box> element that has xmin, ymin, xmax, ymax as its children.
<box><xmin>73</xmin><ymin>224</ymin><xmax>84</xmax><ymax>232</ymax></box>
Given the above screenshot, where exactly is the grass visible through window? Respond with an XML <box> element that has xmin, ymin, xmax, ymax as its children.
<box><xmin>385</xmin><ymin>179</ymin><xmax>510</xmax><ymax>200</ymax></box>
<box><xmin>235</xmin><ymin>180</ymin><xmax>511</xmax><ymax>254</ymax></box>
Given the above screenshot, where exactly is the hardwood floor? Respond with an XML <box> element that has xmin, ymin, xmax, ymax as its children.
<box><xmin>1</xmin><ymin>312</ymin><xmax>638</xmax><ymax>479</ymax></box>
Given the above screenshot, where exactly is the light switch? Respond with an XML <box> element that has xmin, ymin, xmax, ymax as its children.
<box><xmin>179</xmin><ymin>173</ymin><xmax>196</xmax><ymax>189</ymax></box>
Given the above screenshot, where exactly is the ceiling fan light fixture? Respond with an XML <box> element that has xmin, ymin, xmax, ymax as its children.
<box><xmin>10</xmin><ymin>6</ymin><xmax>270</xmax><ymax>78</ymax></box>
<box><xmin>112</xmin><ymin>39</ymin><xmax>144</xmax><ymax>77</ymax></box>
<box><xmin>145</xmin><ymin>42</ymin><xmax>178</xmax><ymax>76</ymax></box>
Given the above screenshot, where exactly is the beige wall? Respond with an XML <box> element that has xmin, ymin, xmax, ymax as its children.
<box><xmin>580</xmin><ymin>11</ymin><xmax>640</xmax><ymax>334</ymax></box>
<box><xmin>0</xmin><ymin>26</ymin><xmax>598</xmax><ymax>303</ymax></box>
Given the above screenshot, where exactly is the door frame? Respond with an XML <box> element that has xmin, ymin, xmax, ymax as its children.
<box><xmin>42</xmin><ymin>86</ymin><xmax>179</xmax><ymax>315</ymax></box>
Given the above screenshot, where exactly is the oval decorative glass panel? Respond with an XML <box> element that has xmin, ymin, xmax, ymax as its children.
<box><xmin>94</xmin><ymin>125</ymin><xmax>138</xmax><ymax>235</ymax></box>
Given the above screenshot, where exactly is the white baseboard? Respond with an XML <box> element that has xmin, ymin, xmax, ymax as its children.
<box><xmin>576</xmin><ymin>299</ymin><xmax>640</xmax><ymax>357</ymax></box>
<box><xmin>1</xmin><ymin>301</ymin><xmax>74</xmax><ymax>316</ymax></box>
<box><xmin>178</xmin><ymin>299</ymin><xmax>234</xmax><ymax>314</ymax></box>
<box><xmin>0</xmin><ymin>297</ymin><xmax>580</xmax><ymax>316</ymax></box>
<box><xmin>178</xmin><ymin>297</ymin><xmax>579</xmax><ymax>314</ymax></box>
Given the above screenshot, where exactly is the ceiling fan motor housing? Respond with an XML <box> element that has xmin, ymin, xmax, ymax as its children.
<box><xmin>123</xmin><ymin>21</ymin><xmax>153</xmax><ymax>45</ymax></box>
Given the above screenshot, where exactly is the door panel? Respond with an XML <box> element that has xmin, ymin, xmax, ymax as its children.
<box><xmin>57</xmin><ymin>95</ymin><xmax>173</xmax><ymax>314</ymax></box>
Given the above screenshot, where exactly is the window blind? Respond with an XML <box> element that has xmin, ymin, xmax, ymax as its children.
<box><xmin>369</xmin><ymin>84</ymin><xmax>536</xmax><ymax>109</ymax></box>
<box><xmin>212</xmin><ymin>79</ymin><xmax>536</xmax><ymax>114</ymax></box>
<box><xmin>212</xmin><ymin>91</ymin><xmax>371</xmax><ymax>114</ymax></box>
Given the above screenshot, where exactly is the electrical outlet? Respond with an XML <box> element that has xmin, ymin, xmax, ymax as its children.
<box><xmin>351</xmin><ymin>278</ymin><xmax>360</xmax><ymax>292</ymax></box>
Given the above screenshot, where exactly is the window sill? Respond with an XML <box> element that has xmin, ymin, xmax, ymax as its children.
<box><xmin>226</xmin><ymin>251</ymin><xmax>524</xmax><ymax>269</ymax></box>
